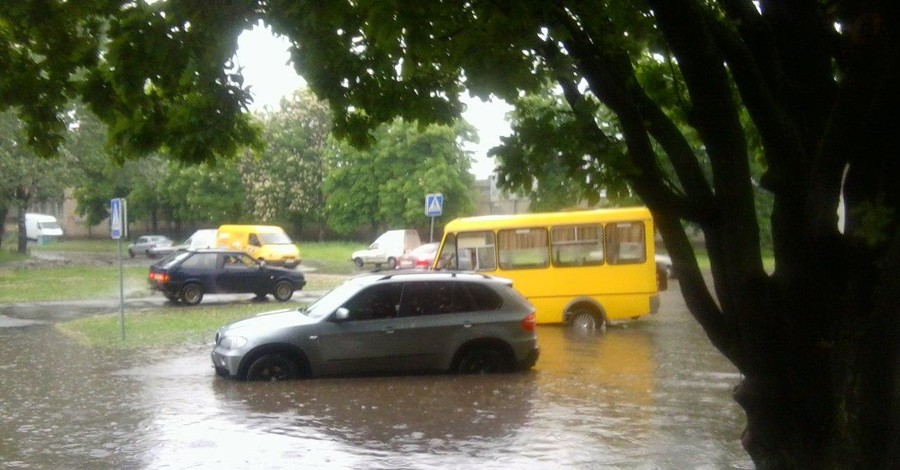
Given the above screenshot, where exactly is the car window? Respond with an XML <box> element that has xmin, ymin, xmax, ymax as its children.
<box><xmin>221</xmin><ymin>253</ymin><xmax>255</xmax><ymax>269</ymax></box>
<box><xmin>260</xmin><ymin>232</ymin><xmax>293</xmax><ymax>244</ymax></box>
<box><xmin>464</xmin><ymin>282</ymin><xmax>503</xmax><ymax>311</ymax></box>
<box><xmin>180</xmin><ymin>253</ymin><xmax>217</xmax><ymax>270</ymax></box>
<box><xmin>343</xmin><ymin>284</ymin><xmax>403</xmax><ymax>321</ymax></box>
<box><xmin>303</xmin><ymin>279</ymin><xmax>366</xmax><ymax>320</ymax></box>
<box><xmin>161</xmin><ymin>251</ymin><xmax>192</xmax><ymax>269</ymax></box>
<box><xmin>399</xmin><ymin>281</ymin><xmax>475</xmax><ymax>316</ymax></box>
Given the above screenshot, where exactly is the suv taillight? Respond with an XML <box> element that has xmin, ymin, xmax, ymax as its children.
<box><xmin>521</xmin><ymin>312</ymin><xmax>536</xmax><ymax>331</ymax></box>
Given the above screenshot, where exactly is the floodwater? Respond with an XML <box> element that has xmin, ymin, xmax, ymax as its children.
<box><xmin>0</xmin><ymin>285</ymin><xmax>752</xmax><ymax>469</ymax></box>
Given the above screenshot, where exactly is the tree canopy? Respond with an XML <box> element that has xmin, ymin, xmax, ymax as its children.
<box><xmin>3</xmin><ymin>1</ymin><xmax>900</xmax><ymax>467</ymax></box>
<box><xmin>325</xmin><ymin>118</ymin><xmax>476</xmax><ymax>237</ymax></box>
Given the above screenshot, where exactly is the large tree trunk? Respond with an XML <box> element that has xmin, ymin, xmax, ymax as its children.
<box><xmin>0</xmin><ymin>205</ymin><xmax>7</xmax><ymax>249</ymax></box>
<box><xmin>16</xmin><ymin>203</ymin><xmax>27</xmax><ymax>255</ymax></box>
<box><xmin>585</xmin><ymin>1</ymin><xmax>900</xmax><ymax>467</ymax></box>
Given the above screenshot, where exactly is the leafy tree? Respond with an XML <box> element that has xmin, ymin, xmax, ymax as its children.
<box><xmin>0</xmin><ymin>111</ymin><xmax>71</xmax><ymax>253</ymax></box>
<box><xmin>156</xmin><ymin>160</ymin><xmax>245</xmax><ymax>228</ymax></box>
<box><xmin>63</xmin><ymin>105</ymin><xmax>129</xmax><ymax>229</ymax></box>
<box><xmin>4</xmin><ymin>1</ymin><xmax>900</xmax><ymax>467</ymax></box>
<box><xmin>241</xmin><ymin>89</ymin><xmax>332</xmax><ymax>238</ymax></box>
<box><xmin>64</xmin><ymin>106</ymin><xmax>171</xmax><ymax>235</ymax></box>
<box><xmin>325</xmin><ymin>119</ymin><xmax>476</xmax><ymax>238</ymax></box>
<box><xmin>122</xmin><ymin>155</ymin><xmax>171</xmax><ymax>233</ymax></box>
<box><xmin>278</xmin><ymin>3</ymin><xmax>898</xmax><ymax>467</ymax></box>
<box><xmin>492</xmin><ymin>88</ymin><xmax>637</xmax><ymax>210</ymax></box>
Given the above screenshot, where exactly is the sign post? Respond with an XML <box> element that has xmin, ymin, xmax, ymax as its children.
<box><xmin>425</xmin><ymin>193</ymin><xmax>443</xmax><ymax>242</ymax></box>
<box><xmin>110</xmin><ymin>198</ymin><xmax>128</xmax><ymax>340</ymax></box>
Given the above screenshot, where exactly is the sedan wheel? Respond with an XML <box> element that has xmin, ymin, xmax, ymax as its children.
<box><xmin>273</xmin><ymin>280</ymin><xmax>294</xmax><ymax>302</ymax></box>
<box><xmin>180</xmin><ymin>283</ymin><xmax>204</xmax><ymax>306</ymax></box>
<box><xmin>354</xmin><ymin>258</ymin><xmax>364</xmax><ymax>268</ymax></box>
<box><xmin>246</xmin><ymin>354</ymin><xmax>298</xmax><ymax>381</ymax></box>
<box><xmin>455</xmin><ymin>347</ymin><xmax>510</xmax><ymax>374</ymax></box>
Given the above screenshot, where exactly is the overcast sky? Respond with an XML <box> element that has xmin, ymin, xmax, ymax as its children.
<box><xmin>234</xmin><ymin>25</ymin><xmax>510</xmax><ymax>180</ymax></box>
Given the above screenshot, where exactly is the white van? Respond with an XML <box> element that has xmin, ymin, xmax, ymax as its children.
<box><xmin>25</xmin><ymin>213</ymin><xmax>63</xmax><ymax>243</ymax></box>
<box><xmin>148</xmin><ymin>229</ymin><xmax>217</xmax><ymax>258</ymax></box>
<box><xmin>351</xmin><ymin>229</ymin><xmax>421</xmax><ymax>269</ymax></box>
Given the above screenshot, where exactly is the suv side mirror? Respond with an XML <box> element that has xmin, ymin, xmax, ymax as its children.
<box><xmin>333</xmin><ymin>307</ymin><xmax>350</xmax><ymax>322</ymax></box>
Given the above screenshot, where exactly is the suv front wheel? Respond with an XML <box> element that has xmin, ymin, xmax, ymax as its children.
<box><xmin>246</xmin><ymin>353</ymin><xmax>298</xmax><ymax>381</ymax></box>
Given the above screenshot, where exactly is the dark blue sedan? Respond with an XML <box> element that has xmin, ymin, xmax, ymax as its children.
<box><xmin>149</xmin><ymin>249</ymin><xmax>306</xmax><ymax>305</ymax></box>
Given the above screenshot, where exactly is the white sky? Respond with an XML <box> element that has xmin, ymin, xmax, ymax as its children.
<box><xmin>234</xmin><ymin>26</ymin><xmax>511</xmax><ymax>180</ymax></box>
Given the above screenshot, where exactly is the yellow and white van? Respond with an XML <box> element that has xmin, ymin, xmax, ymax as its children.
<box><xmin>216</xmin><ymin>225</ymin><xmax>301</xmax><ymax>268</ymax></box>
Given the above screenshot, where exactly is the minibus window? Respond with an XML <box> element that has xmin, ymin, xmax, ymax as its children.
<box><xmin>498</xmin><ymin>228</ymin><xmax>549</xmax><ymax>270</ymax></box>
<box><xmin>606</xmin><ymin>221</ymin><xmax>646</xmax><ymax>264</ymax></box>
<box><xmin>457</xmin><ymin>231</ymin><xmax>496</xmax><ymax>271</ymax></box>
<box><xmin>551</xmin><ymin>225</ymin><xmax>603</xmax><ymax>267</ymax></box>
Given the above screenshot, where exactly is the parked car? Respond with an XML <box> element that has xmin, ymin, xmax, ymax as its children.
<box><xmin>216</xmin><ymin>224</ymin><xmax>301</xmax><ymax>268</ymax></box>
<box><xmin>148</xmin><ymin>229</ymin><xmax>217</xmax><ymax>258</ymax></box>
<box><xmin>655</xmin><ymin>253</ymin><xmax>674</xmax><ymax>279</ymax></box>
<box><xmin>128</xmin><ymin>235</ymin><xmax>173</xmax><ymax>258</ymax></box>
<box><xmin>351</xmin><ymin>229</ymin><xmax>421</xmax><ymax>269</ymax></box>
<box><xmin>211</xmin><ymin>271</ymin><xmax>540</xmax><ymax>381</ymax></box>
<box><xmin>396</xmin><ymin>242</ymin><xmax>439</xmax><ymax>269</ymax></box>
<box><xmin>148</xmin><ymin>249</ymin><xmax>306</xmax><ymax>305</ymax></box>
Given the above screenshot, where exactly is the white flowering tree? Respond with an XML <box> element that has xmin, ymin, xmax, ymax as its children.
<box><xmin>240</xmin><ymin>90</ymin><xmax>332</xmax><ymax>239</ymax></box>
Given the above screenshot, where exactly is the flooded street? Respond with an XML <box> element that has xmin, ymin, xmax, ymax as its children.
<box><xmin>0</xmin><ymin>285</ymin><xmax>752</xmax><ymax>469</ymax></box>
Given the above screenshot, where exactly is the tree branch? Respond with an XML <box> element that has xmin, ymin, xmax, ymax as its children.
<box><xmin>545</xmin><ymin>5</ymin><xmax>738</xmax><ymax>359</ymax></box>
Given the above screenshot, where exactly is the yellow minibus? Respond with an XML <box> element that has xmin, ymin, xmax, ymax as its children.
<box><xmin>433</xmin><ymin>207</ymin><xmax>660</xmax><ymax>330</ymax></box>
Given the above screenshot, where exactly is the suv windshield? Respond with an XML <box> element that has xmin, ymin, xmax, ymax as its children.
<box><xmin>304</xmin><ymin>278</ymin><xmax>374</xmax><ymax>320</ymax></box>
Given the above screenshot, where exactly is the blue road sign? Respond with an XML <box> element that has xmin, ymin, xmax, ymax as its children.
<box><xmin>425</xmin><ymin>193</ymin><xmax>443</xmax><ymax>217</ymax></box>
<box><xmin>110</xmin><ymin>198</ymin><xmax>122</xmax><ymax>239</ymax></box>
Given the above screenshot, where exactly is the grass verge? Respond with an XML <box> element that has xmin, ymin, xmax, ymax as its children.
<box><xmin>55</xmin><ymin>303</ymin><xmax>293</xmax><ymax>349</ymax></box>
<box><xmin>0</xmin><ymin>265</ymin><xmax>149</xmax><ymax>303</ymax></box>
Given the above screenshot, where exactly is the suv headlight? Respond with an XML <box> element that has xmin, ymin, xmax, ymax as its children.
<box><xmin>219</xmin><ymin>335</ymin><xmax>248</xmax><ymax>350</ymax></box>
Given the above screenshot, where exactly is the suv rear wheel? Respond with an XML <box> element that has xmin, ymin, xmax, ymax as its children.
<box><xmin>454</xmin><ymin>346</ymin><xmax>511</xmax><ymax>374</ymax></box>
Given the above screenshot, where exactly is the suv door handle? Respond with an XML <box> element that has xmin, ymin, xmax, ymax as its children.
<box><xmin>463</xmin><ymin>322</ymin><xmax>472</xmax><ymax>328</ymax></box>
<box><xmin>383</xmin><ymin>327</ymin><xmax>395</xmax><ymax>334</ymax></box>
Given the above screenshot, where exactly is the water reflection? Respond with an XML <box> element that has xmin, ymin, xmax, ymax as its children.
<box><xmin>0</xmin><ymin>327</ymin><xmax>150</xmax><ymax>469</ymax></box>
<box><xmin>0</xmin><ymin>293</ymin><xmax>751</xmax><ymax>469</ymax></box>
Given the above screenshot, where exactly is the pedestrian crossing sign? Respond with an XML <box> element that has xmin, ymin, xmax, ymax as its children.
<box><xmin>110</xmin><ymin>198</ymin><xmax>127</xmax><ymax>240</ymax></box>
<box><xmin>425</xmin><ymin>193</ymin><xmax>443</xmax><ymax>217</ymax></box>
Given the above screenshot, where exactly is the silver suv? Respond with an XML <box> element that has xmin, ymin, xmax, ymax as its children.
<box><xmin>211</xmin><ymin>271</ymin><xmax>540</xmax><ymax>381</ymax></box>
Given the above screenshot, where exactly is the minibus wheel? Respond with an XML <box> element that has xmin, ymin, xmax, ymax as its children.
<box><xmin>568</xmin><ymin>308</ymin><xmax>605</xmax><ymax>332</ymax></box>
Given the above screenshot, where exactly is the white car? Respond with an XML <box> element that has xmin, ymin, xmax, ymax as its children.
<box><xmin>655</xmin><ymin>253</ymin><xmax>674</xmax><ymax>279</ymax></box>
<box><xmin>128</xmin><ymin>235</ymin><xmax>173</xmax><ymax>258</ymax></box>
<box><xmin>352</xmin><ymin>229</ymin><xmax>421</xmax><ymax>269</ymax></box>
